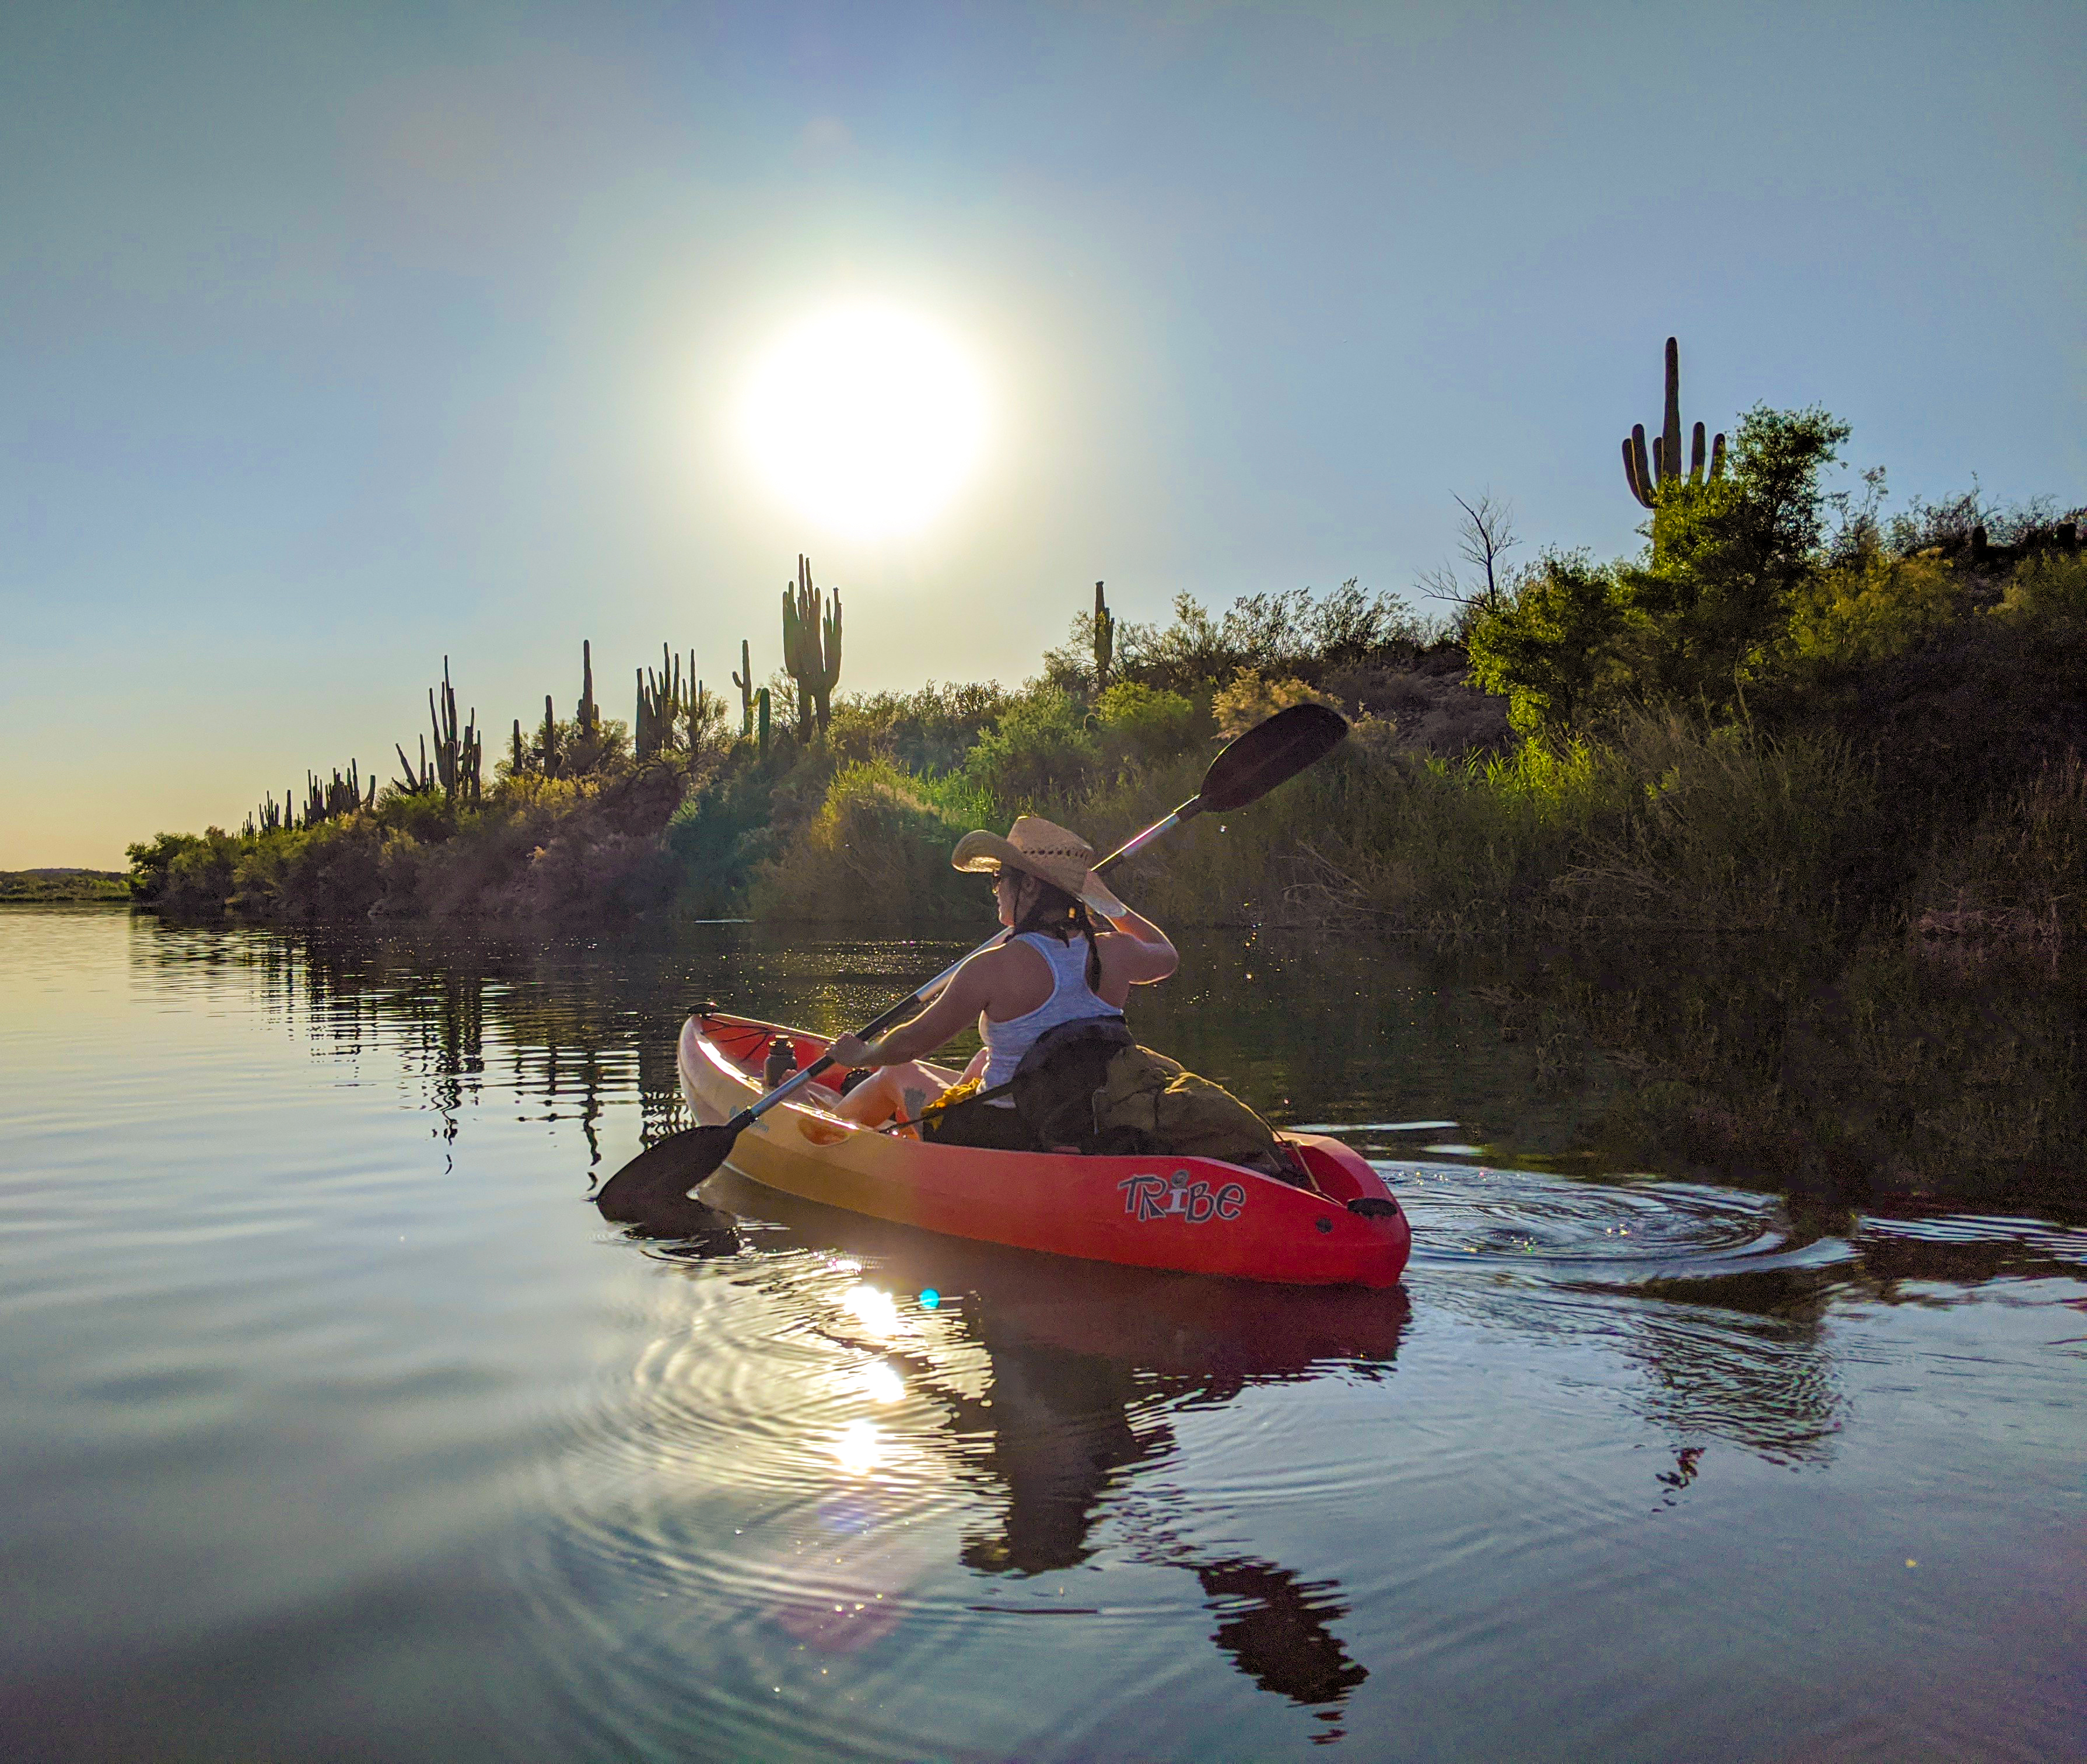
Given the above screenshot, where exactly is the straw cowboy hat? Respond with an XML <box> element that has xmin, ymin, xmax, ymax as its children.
<box><xmin>951</xmin><ymin>815</ymin><xmax>1095</xmax><ymax>896</ymax></box>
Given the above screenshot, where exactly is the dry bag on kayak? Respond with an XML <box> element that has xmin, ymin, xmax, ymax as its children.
<box><xmin>1009</xmin><ymin>1017</ymin><xmax>1305</xmax><ymax>1182</ymax></box>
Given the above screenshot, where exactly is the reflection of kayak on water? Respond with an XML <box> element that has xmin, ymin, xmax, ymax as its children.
<box><xmin>697</xmin><ymin>1163</ymin><xmax>1409</xmax><ymax>1714</ymax></box>
<box><xmin>681</xmin><ymin>1012</ymin><xmax>1413</xmax><ymax>1287</ymax></box>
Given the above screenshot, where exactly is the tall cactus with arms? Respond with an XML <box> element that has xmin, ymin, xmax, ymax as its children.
<box><xmin>731</xmin><ymin>639</ymin><xmax>754</xmax><ymax>737</ymax></box>
<box><xmin>1623</xmin><ymin>337</ymin><xmax>1727</xmax><ymax>508</ymax></box>
<box><xmin>780</xmin><ymin>554</ymin><xmax>843</xmax><ymax>741</ymax></box>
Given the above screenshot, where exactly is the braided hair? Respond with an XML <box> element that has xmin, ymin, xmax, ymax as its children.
<box><xmin>1009</xmin><ymin>873</ymin><xmax>1106</xmax><ymax>993</ymax></box>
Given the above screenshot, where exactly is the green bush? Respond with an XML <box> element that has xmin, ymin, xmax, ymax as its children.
<box><xmin>748</xmin><ymin>760</ymin><xmax>983</xmax><ymax>926</ymax></box>
<box><xmin>1784</xmin><ymin>554</ymin><xmax>1963</xmax><ymax>666</ymax></box>
<box><xmin>1094</xmin><ymin>682</ymin><xmax>1202</xmax><ymax>767</ymax></box>
<box><xmin>960</xmin><ymin>685</ymin><xmax>1099</xmax><ymax>813</ymax></box>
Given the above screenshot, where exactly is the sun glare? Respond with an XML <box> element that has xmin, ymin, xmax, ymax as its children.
<box><xmin>738</xmin><ymin>303</ymin><xmax>989</xmax><ymax>540</ymax></box>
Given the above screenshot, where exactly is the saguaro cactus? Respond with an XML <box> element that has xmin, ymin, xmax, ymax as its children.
<box><xmin>300</xmin><ymin>762</ymin><xmax>369</xmax><ymax>827</ymax></box>
<box><xmin>538</xmin><ymin>695</ymin><xmax>561</xmax><ymax>778</ymax></box>
<box><xmin>1092</xmin><ymin>580</ymin><xmax>1114</xmax><ymax>691</ymax></box>
<box><xmin>780</xmin><ymin>554</ymin><xmax>843</xmax><ymax>741</ymax></box>
<box><xmin>578</xmin><ymin>640</ymin><xmax>598</xmax><ymax>737</ymax></box>
<box><xmin>756</xmin><ymin>685</ymin><xmax>772</xmax><ymax>757</ymax></box>
<box><xmin>731</xmin><ymin>639</ymin><xmax>754</xmax><ymax>737</ymax></box>
<box><xmin>1623</xmin><ymin>337</ymin><xmax>1727</xmax><ymax>508</ymax></box>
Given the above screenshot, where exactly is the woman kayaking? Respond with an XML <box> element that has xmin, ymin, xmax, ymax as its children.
<box><xmin>825</xmin><ymin>816</ymin><xmax>1178</xmax><ymax>1148</ymax></box>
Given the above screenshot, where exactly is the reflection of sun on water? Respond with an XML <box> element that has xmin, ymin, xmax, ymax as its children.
<box><xmin>863</xmin><ymin>1361</ymin><xmax>904</xmax><ymax>1405</ymax></box>
<box><xmin>841</xmin><ymin>1283</ymin><xmax>901</xmax><ymax>1339</ymax></box>
<box><xmin>835</xmin><ymin>1418</ymin><xmax>882</xmax><ymax>1476</ymax></box>
<box><xmin>738</xmin><ymin>303</ymin><xmax>989</xmax><ymax>539</ymax></box>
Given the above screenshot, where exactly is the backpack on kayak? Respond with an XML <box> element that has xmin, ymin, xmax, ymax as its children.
<box><xmin>1007</xmin><ymin>1017</ymin><xmax>1310</xmax><ymax>1184</ymax></box>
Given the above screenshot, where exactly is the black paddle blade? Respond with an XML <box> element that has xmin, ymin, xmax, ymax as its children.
<box><xmin>594</xmin><ymin>1119</ymin><xmax>744</xmax><ymax>1226</ymax></box>
<box><xmin>1199</xmin><ymin>702</ymin><xmax>1349</xmax><ymax>813</ymax></box>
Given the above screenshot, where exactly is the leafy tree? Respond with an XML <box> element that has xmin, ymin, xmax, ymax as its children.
<box><xmin>1468</xmin><ymin>407</ymin><xmax>1851</xmax><ymax>729</ymax></box>
<box><xmin>1466</xmin><ymin>550</ymin><xmax>1626</xmax><ymax>732</ymax></box>
<box><xmin>1617</xmin><ymin>405</ymin><xmax>1850</xmax><ymax>705</ymax></box>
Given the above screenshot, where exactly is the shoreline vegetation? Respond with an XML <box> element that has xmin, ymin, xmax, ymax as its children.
<box><xmin>1</xmin><ymin>870</ymin><xmax>131</xmax><ymax>902</ymax></box>
<box><xmin>123</xmin><ymin>363</ymin><xmax>2085</xmax><ymax>1207</ymax></box>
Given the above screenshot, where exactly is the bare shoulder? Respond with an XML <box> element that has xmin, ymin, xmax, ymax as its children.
<box><xmin>957</xmin><ymin>936</ymin><xmax>1048</xmax><ymax>996</ymax></box>
<box><xmin>1099</xmin><ymin>926</ymin><xmax>1178</xmax><ymax>985</ymax></box>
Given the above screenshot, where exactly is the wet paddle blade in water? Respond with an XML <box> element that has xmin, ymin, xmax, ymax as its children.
<box><xmin>595</xmin><ymin>1119</ymin><xmax>745</xmax><ymax>1231</ymax></box>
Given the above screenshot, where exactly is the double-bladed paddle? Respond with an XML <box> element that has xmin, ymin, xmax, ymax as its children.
<box><xmin>596</xmin><ymin>701</ymin><xmax>1348</xmax><ymax>1228</ymax></box>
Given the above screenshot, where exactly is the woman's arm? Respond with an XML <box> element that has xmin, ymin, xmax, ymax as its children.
<box><xmin>1081</xmin><ymin>874</ymin><xmax>1178</xmax><ymax>983</ymax></box>
<box><xmin>827</xmin><ymin>951</ymin><xmax>997</xmax><ymax>1069</ymax></box>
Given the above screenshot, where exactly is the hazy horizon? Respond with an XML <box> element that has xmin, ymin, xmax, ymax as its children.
<box><xmin>3</xmin><ymin>1</ymin><xmax>2081</xmax><ymax>868</ymax></box>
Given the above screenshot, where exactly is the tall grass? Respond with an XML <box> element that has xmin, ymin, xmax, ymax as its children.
<box><xmin>741</xmin><ymin>708</ymin><xmax>1886</xmax><ymax>943</ymax></box>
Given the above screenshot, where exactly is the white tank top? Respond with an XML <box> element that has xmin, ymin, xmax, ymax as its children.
<box><xmin>980</xmin><ymin>932</ymin><xmax>1118</xmax><ymax>1087</ymax></box>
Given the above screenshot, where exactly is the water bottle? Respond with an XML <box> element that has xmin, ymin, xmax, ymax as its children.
<box><xmin>762</xmin><ymin>1035</ymin><xmax>799</xmax><ymax>1090</ymax></box>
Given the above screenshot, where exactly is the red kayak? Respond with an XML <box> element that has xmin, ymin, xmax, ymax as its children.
<box><xmin>679</xmin><ymin>1012</ymin><xmax>1412</xmax><ymax>1288</ymax></box>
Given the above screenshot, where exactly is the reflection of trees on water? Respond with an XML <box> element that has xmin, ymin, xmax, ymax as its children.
<box><xmin>134</xmin><ymin>919</ymin><xmax>705</xmax><ymax>1169</ymax></box>
<box><xmin>1618</xmin><ymin>1305</ymin><xmax>1842</xmax><ymax>1464</ymax></box>
<box><xmin>1578</xmin><ymin>1208</ymin><xmax>2087</xmax><ymax>1466</ymax></box>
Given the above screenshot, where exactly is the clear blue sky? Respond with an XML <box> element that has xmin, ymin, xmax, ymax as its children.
<box><xmin>3</xmin><ymin>1</ymin><xmax>2081</xmax><ymax>867</ymax></box>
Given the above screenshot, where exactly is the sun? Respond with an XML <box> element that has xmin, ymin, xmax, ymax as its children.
<box><xmin>737</xmin><ymin>303</ymin><xmax>990</xmax><ymax>540</ymax></box>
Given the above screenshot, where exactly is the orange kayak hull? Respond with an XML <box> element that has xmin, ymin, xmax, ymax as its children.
<box><xmin>678</xmin><ymin>1013</ymin><xmax>1412</xmax><ymax>1289</ymax></box>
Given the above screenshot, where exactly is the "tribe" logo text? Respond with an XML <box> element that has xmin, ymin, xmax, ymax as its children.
<box><xmin>1118</xmin><ymin>1170</ymin><xmax>1247</xmax><ymax>1223</ymax></box>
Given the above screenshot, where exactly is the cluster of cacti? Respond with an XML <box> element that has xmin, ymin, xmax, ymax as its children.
<box><xmin>635</xmin><ymin>645</ymin><xmax>712</xmax><ymax>761</ymax></box>
<box><xmin>394</xmin><ymin>658</ymin><xmax>482</xmax><ymax>804</ymax></box>
<box><xmin>1092</xmin><ymin>580</ymin><xmax>1114</xmax><ymax>690</ymax></box>
<box><xmin>780</xmin><ymin>555</ymin><xmax>842</xmax><ymax>741</ymax></box>
<box><xmin>509</xmin><ymin>645</ymin><xmax>606</xmax><ymax>779</ymax></box>
<box><xmin>1623</xmin><ymin>337</ymin><xmax>1726</xmax><ymax>509</ymax></box>
<box><xmin>303</xmin><ymin>762</ymin><xmax>373</xmax><ymax>826</ymax></box>
<box><xmin>237</xmin><ymin>621</ymin><xmax>786</xmax><ymax>836</ymax></box>
<box><xmin>246</xmin><ymin>761</ymin><xmax>372</xmax><ymax>835</ymax></box>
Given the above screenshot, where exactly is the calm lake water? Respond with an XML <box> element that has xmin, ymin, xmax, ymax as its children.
<box><xmin>4</xmin><ymin>906</ymin><xmax>2084</xmax><ymax>1762</ymax></box>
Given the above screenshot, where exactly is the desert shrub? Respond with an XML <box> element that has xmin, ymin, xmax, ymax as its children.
<box><xmin>1994</xmin><ymin>548</ymin><xmax>2087</xmax><ymax>633</ymax></box>
<box><xmin>1094</xmin><ymin>682</ymin><xmax>1202</xmax><ymax>768</ymax></box>
<box><xmin>1210</xmin><ymin>672</ymin><xmax>1343</xmax><ymax>741</ymax></box>
<box><xmin>960</xmin><ymin>685</ymin><xmax>1099</xmax><ymax>811</ymax></box>
<box><xmin>1045</xmin><ymin>581</ymin><xmax>1429</xmax><ymax>696</ymax></box>
<box><xmin>126</xmin><ymin>832</ymin><xmax>209</xmax><ymax>904</ymax></box>
<box><xmin>748</xmin><ymin>760</ymin><xmax>981</xmax><ymax>926</ymax></box>
<box><xmin>1623</xmin><ymin>406</ymin><xmax>1851</xmax><ymax>704</ymax></box>
<box><xmin>229</xmin><ymin>822</ymin><xmax>381</xmax><ymax>921</ymax></box>
<box><xmin>1909</xmin><ymin>750</ymin><xmax>2087</xmax><ymax>940</ymax></box>
<box><xmin>1785</xmin><ymin>554</ymin><xmax>1964</xmax><ymax>666</ymax></box>
<box><xmin>827</xmin><ymin>681</ymin><xmax>1014</xmax><ymax>774</ymax></box>
<box><xmin>1468</xmin><ymin>408</ymin><xmax>1852</xmax><ymax>728</ymax></box>
<box><xmin>666</xmin><ymin>748</ymin><xmax>811</xmax><ymax>916</ymax></box>
<box><xmin>1465</xmin><ymin>550</ymin><xmax>1627</xmax><ymax>732</ymax></box>
<box><xmin>159</xmin><ymin>828</ymin><xmax>246</xmax><ymax>915</ymax></box>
